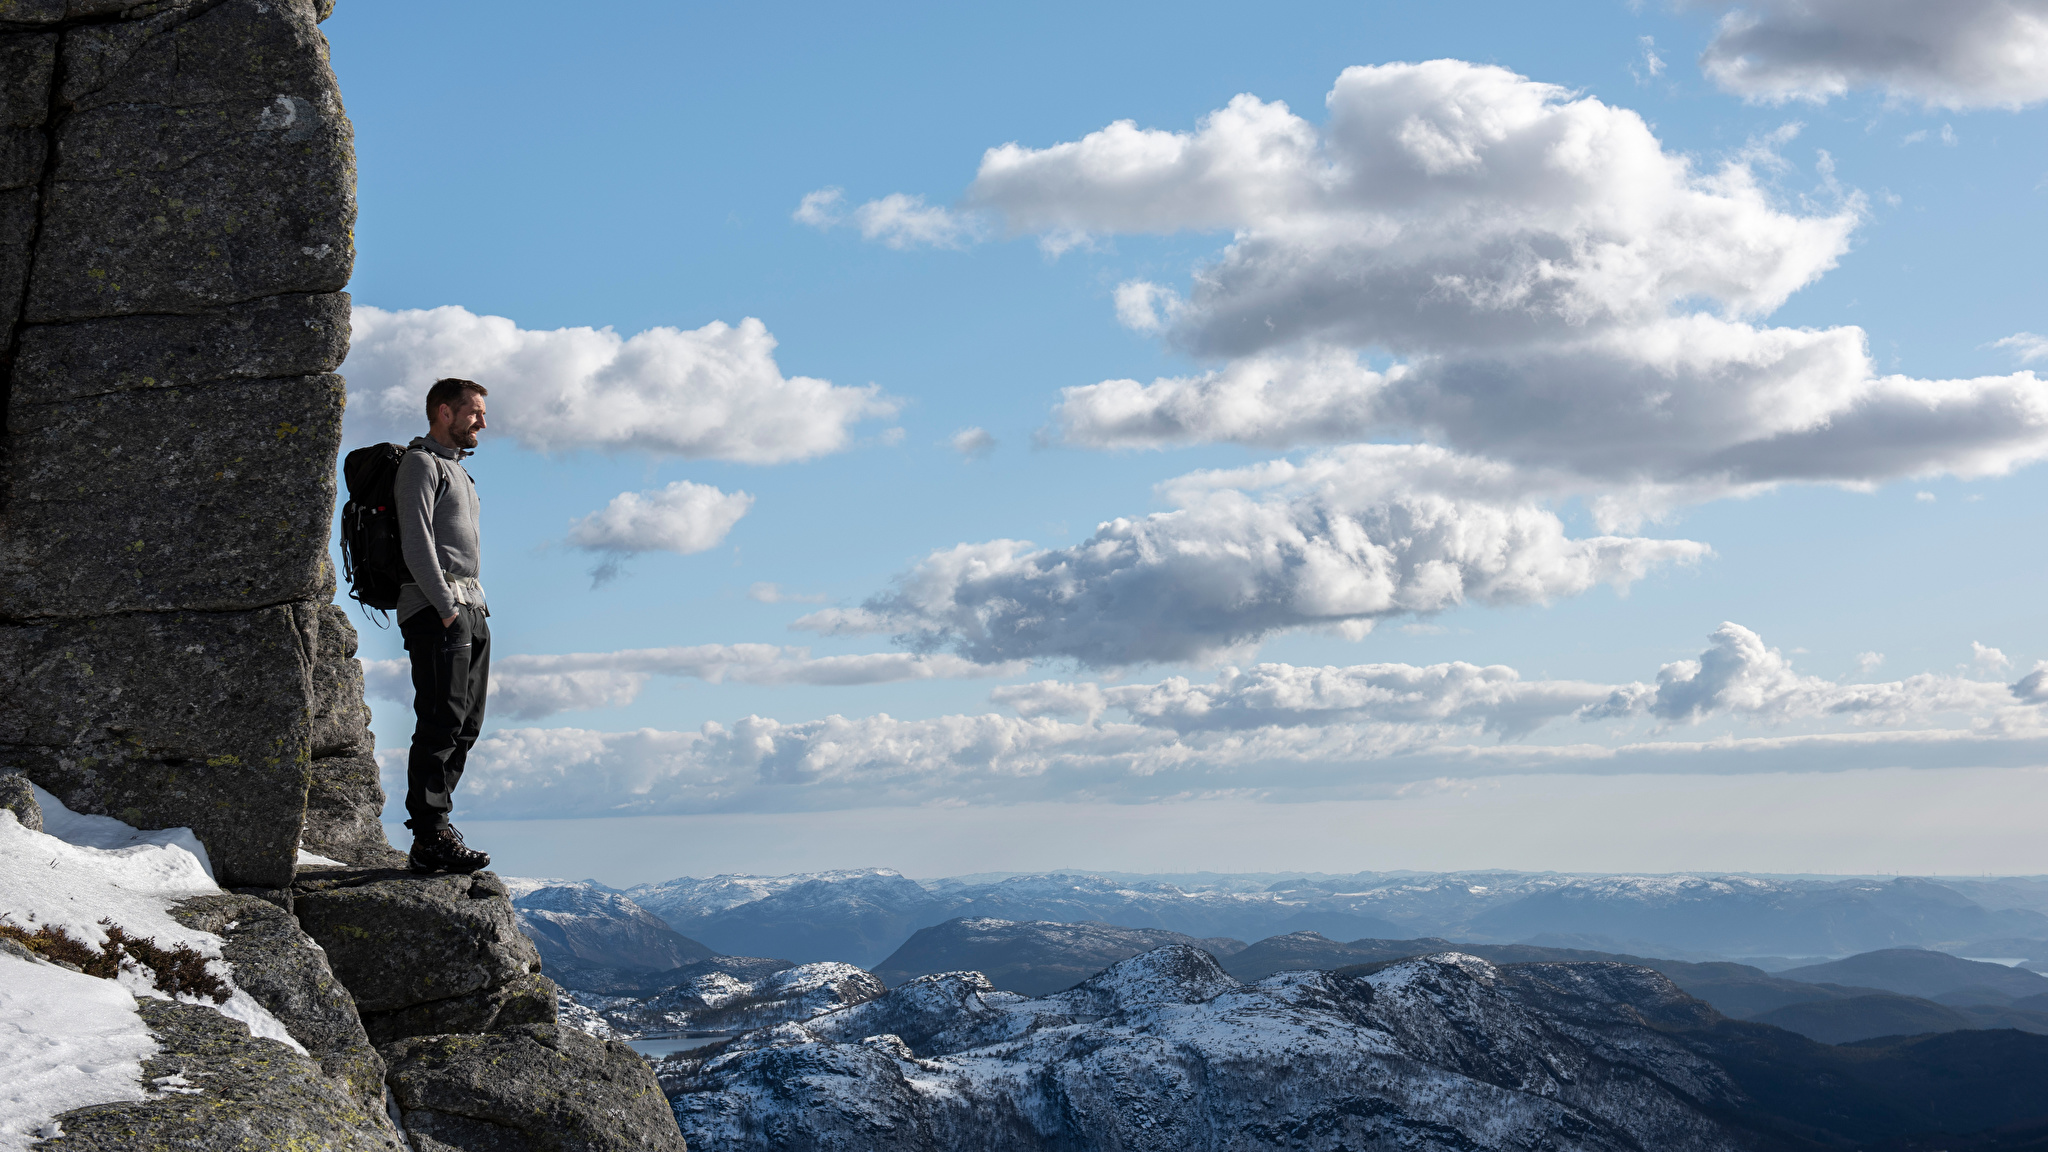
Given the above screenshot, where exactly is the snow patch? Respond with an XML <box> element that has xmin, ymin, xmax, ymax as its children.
<box><xmin>0</xmin><ymin>793</ymin><xmax>311</xmax><ymax>1144</ymax></box>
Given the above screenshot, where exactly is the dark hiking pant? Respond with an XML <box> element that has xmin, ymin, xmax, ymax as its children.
<box><xmin>401</xmin><ymin>602</ymin><xmax>490</xmax><ymax>832</ymax></box>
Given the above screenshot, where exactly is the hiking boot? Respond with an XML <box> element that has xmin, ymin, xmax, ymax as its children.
<box><xmin>407</xmin><ymin>824</ymin><xmax>490</xmax><ymax>874</ymax></box>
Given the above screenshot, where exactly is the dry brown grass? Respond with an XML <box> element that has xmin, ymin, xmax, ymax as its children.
<box><xmin>0</xmin><ymin>916</ymin><xmax>230</xmax><ymax>1003</ymax></box>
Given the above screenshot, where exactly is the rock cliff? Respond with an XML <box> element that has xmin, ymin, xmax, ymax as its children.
<box><xmin>0</xmin><ymin>3</ymin><xmax>684</xmax><ymax>1147</ymax></box>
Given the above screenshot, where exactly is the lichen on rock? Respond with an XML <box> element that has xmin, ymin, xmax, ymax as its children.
<box><xmin>36</xmin><ymin>997</ymin><xmax>402</xmax><ymax>1152</ymax></box>
<box><xmin>384</xmin><ymin>1024</ymin><xmax>687</xmax><ymax>1152</ymax></box>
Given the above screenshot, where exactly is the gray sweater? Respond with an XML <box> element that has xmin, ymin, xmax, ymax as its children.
<box><xmin>395</xmin><ymin>436</ymin><xmax>486</xmax><ymax>624</ymax></box>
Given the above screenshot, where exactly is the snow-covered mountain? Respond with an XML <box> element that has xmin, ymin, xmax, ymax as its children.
<box><xmin>617</xmin><ymin>868</ymin><xmax>2048</xmax><ymax>967</ymax></box>
<box><xmin>561</xmin><ymin>961</ymin><xmax>883</xmax><ymax>1040</ymax></box>
<box><xmin>874</xmin><ymin>917</ymin><xmax>1246</xmax><ymax>996</ymax></box>
<box><xmin>506</xmin><ymin>879</ymin><xmax>715</xmax><ymax>975</ymax></box>
<box><xmin>665</xmin><ymin>948</ymin><xmax>1750</xmax><ymax>1151</ymax></box>
<box><xmin>628</xmin><ymin>869</ymin><xmax>952</xmax><ymax>967</ymax></box>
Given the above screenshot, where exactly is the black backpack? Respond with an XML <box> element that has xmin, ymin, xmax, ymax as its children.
<box><xmin>339</xmin><ymin>443</ymin><xmax>419</xmax><ymax>613</ymax></box>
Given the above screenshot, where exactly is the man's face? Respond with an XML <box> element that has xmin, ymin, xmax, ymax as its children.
<box><xmin>438</xmin><ymin>395</ymin><xmax>488</xmax><ymax>449</ymax></box>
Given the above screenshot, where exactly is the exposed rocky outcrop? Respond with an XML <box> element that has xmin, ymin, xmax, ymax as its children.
<box><xmin>0</xmin><ymin>0</ymin><xmax>355</xmax><ymax>891</ymax></box>
<box><xmin>384</xmin><ymin>1024</ymin><xmax>685</xmax><ymax>1152</ymax></box>
<box><xmin>171</xmin><ymin>891</ymin><xmax>387</xmax><ymax>1113</ymax></box>
<box><xmin>38</xmin><ymin>997</ymin><xmax>397</xmax><ymax>1152</ymax></box>
<box><xmin>293</xmin><ymin>865</ymin><xmax>556</xmax><ymax>1042</ymax></box>
<box><xmin>301</xmin><ymin>601</ymin><xmax>406</xmax><ymax>868</ymax></box>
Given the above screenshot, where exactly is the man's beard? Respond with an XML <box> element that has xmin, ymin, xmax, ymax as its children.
<box><xmin>454</xmin><ymin>424</ymin><xmax>480</xmax><ymax>449</ymax></box>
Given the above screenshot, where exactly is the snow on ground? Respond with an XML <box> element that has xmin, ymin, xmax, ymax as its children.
<box><xmin>0</xmin><ymin>957</ymin><xmax>157</xmax><ymax>1150</ymax></box>
<box><xmin>0</xmin><ymin>787</ymin><xmax>306</xmax><ymax>1150</ymax></box>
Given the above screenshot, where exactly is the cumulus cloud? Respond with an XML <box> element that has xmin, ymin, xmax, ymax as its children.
<box><xmin>927</xmin><ymin>62</ymin><xmax>2048</xmax><ymax>503</ymax></box>
<box><xmin>340</xmin><ymin>306</ymin><xmax>897</xmax><ymax>461</ymax></box>
<box><xmin>1699</xmin><ymin>0</ymin><xmax>2048</xmax><ymax>109</ymax></box>
<box><xmin>1974</xmin><ymin>642</ymin><xmax>2013</xmax><ymax>673</ymax></box>
<box><xmin>793</xmin><ymin>186</ymin><xmax>983</xmax><ymax>248</ymax></box>
<box><xmin>1056</xmin><ymin>321</ymin><xmax>2048</xmax><ymax>511</ymax></box>
<box><xmin>364</xmin><ymin>645</ymin><xmax>1024</xmax><ymax>721</ymax></box>
<box><xmin>949</xmin><ymin>427</ymin><xmax>997</xmax><ymax>459</ymax></box>
<box><xmin>565</xmin><ymin>481</ymin><xmax>753</xmax><ymax>586</ymax></box>
<box><xmin>386</xmin><ymin>620</ymin><xmax>2048</xmax><ymax>817</ymax></box>
<box><xmin>974</xmin><ymin>64</ymin><xmax>1856</xmax><ymax>351</ymax></box>
<box><xmin>567</xmin><ymin>482</ymin><xmax>753</xmax><ymax>556</ymax></box>
<box><xmin>1586</xmin><ymin>622</ymin><xmax>2016</xmax><ymax>726</ymax></box>
<box><xmin>796</xmin><ymin>443</ymin><xmax>1708</xmax><ymax>666</ymax></box>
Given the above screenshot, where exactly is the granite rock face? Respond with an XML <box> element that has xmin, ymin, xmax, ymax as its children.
<box><xmin>302</xmin><ymin>601</ymin><xmax>403</xmax><ymax>866</ymax></box>
<box><xmin>384</xmin><ymin>1024</ymin><xmax>687</xmax><ymax>1152</ymax></box>
<box><xmin>38</xmin><ymin>997</ymin><xmax>401</xmax><ymax>1152</ymax></box>
<box><xmin>173</xmin><ymin>891</ymin><xmax>387</xmax><ymax>1112</ymax></box>
<box><xmin>0</xmin><ymin>602</ymin><xmax>324</xmax><ymax>887</ymax></box>
<box><xmin>294</xmin><ymin>865</ymin><xmax>556</xmax><ymax>1043</ymax></box>
<box><xmin>0</xmin><ymin>0</ymin><xmax>355</xmax><ymax>890</ymax></box>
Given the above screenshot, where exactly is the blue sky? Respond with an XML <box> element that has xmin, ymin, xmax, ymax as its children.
<box><xmin>325</xmin><ymin>0</ymin><xmax>2048</xmax><ymax>882</ymax></box>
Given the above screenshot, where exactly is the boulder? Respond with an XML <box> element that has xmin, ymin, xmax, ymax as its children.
<box><xmin>293</xmin><ymin>866</ymin><xmax>548</xmax><ymax>1041</ymax></box>
<box><xmin>173</xmin><ymin>892</ymin><xmax>386</xmax><ymax>1113</ymax></box>
<box><xmin>363</xmin><ymin>972</ymin><xmax>560</xmax><ymax>1046</ymax></box>
<box><xmin>0</xmin><ymin>770</ymin><xmax>41</xmax><ymax>832</ymax></box>
<box><xmin>303</xmin><ymin>751</ymin><xmax>407</xmax><ymax>868</ymax></box>
<box><xmin>0</xmin><ymin>604</ymin><xmax>320</xmax><ymax>888</ymax></box>
<box><xmin>383</xmin><ymin>1024</ymin><xmax>686</xmax><ymax>1152</ymax></box>
<box><xmin>310</xmin><ymin>604</ymin><xmax>374</xmax><ymax>758</ymax></box>
<box><xmin>38</xmin><ymin>997</ymin><xmax>400</xmax><ymax>1152</ymax></box>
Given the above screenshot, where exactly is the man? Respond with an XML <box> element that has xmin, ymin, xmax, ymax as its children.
<box><xmin>396</xmin><ymin>377</ymin><xmax>494</xmax><ymax>873</ymax></box>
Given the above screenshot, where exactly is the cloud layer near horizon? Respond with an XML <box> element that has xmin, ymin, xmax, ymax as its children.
<box><xmin>370</xmin><ymin>623</ymin><xmax>2048</xmax><ymax>817</ymax></box>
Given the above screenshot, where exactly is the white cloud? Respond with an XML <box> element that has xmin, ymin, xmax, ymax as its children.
<box><xmin>1974</xmin><ymin>642</ymin><xmax>2013</xmax><ymax>673</ymax></box>
<box><xmin>973</xmin><ymin>63</ymin><xmax>1857</xmax><ymax>353</ymax></box>
<box><xmin>387</xmin><ymin>621</ymin><xmax>2048</xmax><ymax>817</ymax></box>
<box><xmin>363</xmin><ymin>645</ymin><xmax>1025</xmax><ymax>721</ymax></box>
<box><xmin>1855</xmin><ymin>652</ymin><xmax>1886</xmax><ymax>679</ymax></box>
<box><xmin>567</xmin><ymin>481</ymin><xmax>753</xmax><ymax>556</ymax></box>
<box><xmin>748</xmin><ymin>582</ymin><xmax>829</xmax><ymax>604</ymax></box>
<box><xmin>797</xmin><ymin>443</ymin><xmax>1708</xmax><ymax>666</ymax></box>
<box><xmin>340</xmin><ymin>306</ymin><xmax>897</xmax><ymax>462</ymax></box>
<box><xmin>1102</xmin><ymin>662</ymin><xmax>1611</xmax><ymax>739</ymax></box>
<box><xmin>989</xmin><ymin>65</ymin><xmax>2048</xmax><ymax>501</ymax></box>
<box><xmin>1586</xmin><ymin>622</ymin><xmax>2015</xmax><ymax>726</ymax></box>
<box><xmin>1995</xmin><ymin>332</ymin><xmax>2048</xmax><ymax>363</ymax></box>
<box><xmin>793</xmin><ymin>187</ymin><xmax>983</xmax><ymax>249</ymax></box>
<box><xmin>949</xmin><ymin>427</ymin><xmax>997</xmax><ymax>459</ymax></box>
<box><xmin>1699</xmin><ymin>0</ymin><xmax>2048</xmax><ymax>109</ymax></box>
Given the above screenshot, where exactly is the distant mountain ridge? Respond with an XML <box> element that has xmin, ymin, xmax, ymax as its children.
<box><xmin>614</xmin><ymin>867</ymin><xmax>2048</xmax><ymax>968</ymax></box>
<box><xmin>873</xmin><ymin>917</ymin><xmax>1246</xmax><ymax>995</ymax></box>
